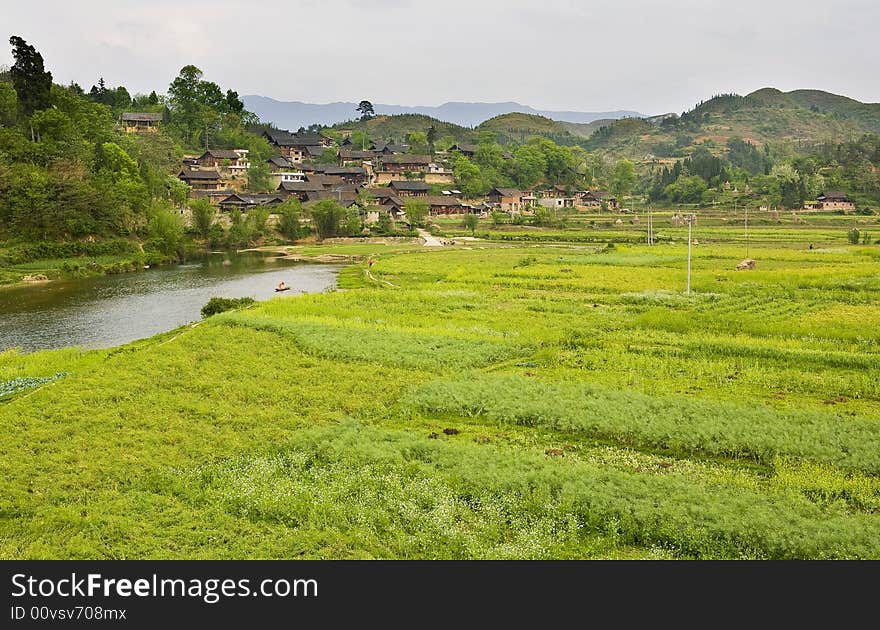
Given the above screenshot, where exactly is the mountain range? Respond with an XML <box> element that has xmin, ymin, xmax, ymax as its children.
<box><xmin>242</xmin><ymin>95</ymin><xmax>645</xmax><ymax>130</ymax></box>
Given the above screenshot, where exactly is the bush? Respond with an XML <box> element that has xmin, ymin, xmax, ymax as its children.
<box><xmin>847</xmin><ymin>228</ymin><xmax>860</xmax><ymax>245</ymax></box>
<box><xmin>201</xmin><ymin>296</ymin><xmax>255</xmax><ymax>318</ymax></box>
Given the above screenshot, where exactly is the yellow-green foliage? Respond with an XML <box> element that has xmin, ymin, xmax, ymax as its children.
<box><xmin>2</xmin><ymin>236</ymin><xmax>879</xmax><ymax>558</ymax></box>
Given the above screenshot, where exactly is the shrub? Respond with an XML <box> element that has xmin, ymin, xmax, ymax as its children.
<box><xmin>847</xmin><ymin>228</ymin><xmax>860</xmax><ymax>245</ymax></box>
<box><xmin>201</xmin><ymin>296</ymin><xmax>255</xmax><ymax>318</ymax></box>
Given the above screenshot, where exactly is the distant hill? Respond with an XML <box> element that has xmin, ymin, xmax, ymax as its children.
<box><xmin>333</xmin><ymin>112</ymin><xmax>590</xmax><ymax>148</ymax></box>
<box><xmin>242</xmin><ymin>95</ymin><xmax>644</xmax><ymax>130</ymax></box>
<box><xmin>582</xmin><ymin>88</ymin><xmax>880</xmax><ymax>160</ymax></box>
<box><xmin>330</xmin><ymin>114</ymin><xmax>476</xmax><ymax>145</ymax></box>
<box><xmin>475</xmin><ymin>113</ymin><xmax>584</xmax><ymax>146</ymax></box>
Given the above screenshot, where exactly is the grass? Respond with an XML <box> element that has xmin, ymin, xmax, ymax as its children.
<box><xmin>1</xmin><ymin>218</ymin><xmax>879</xmax><ymax>559</ymax></box>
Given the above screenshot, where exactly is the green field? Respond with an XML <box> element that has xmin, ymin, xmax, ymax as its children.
<box><xmin>1</xmin><ymin>221</ymin><xmax>879</xmax><ymax>559</ymax></box>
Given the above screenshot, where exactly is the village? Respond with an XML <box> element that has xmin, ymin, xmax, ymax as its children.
<box><xmin>116</xmin><ymin>112</ymin><xmax>862</xmax><ymax>232</ymax></box>
<box><xmin>122</xmin><ymin>112</ymin><xmax>625</xmax><ymax>227</ymax></box>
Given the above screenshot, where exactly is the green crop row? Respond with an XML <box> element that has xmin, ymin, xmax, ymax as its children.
<box><xmin>214</xmin><ymin>314</ymin><xmax>531</xmax><ymax>371</ymax></box>
<box><xmin>163</xmin><ymin>422</ymin><xmax>880</xmax><ymax>559</ymax></box>
<box><xmin>406</xmin><ymin>374</ymin><xmax>880</xmax><ymax>473</ymax></box>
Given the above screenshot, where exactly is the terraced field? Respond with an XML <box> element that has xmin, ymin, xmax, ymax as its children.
<box><xmin>1</xmin><ymin>235</ymin><xmax>879</xmax><ymax>558</ymax></box>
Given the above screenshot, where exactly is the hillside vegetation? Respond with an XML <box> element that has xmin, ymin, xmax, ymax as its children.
<box><xmin>331</xmin><ymin>114</ymin><xmax>475</xmax><ymax>146</ymax></box>
<box><xmin>475</xmin><ymin>112</ymin><xmax>583</xmax><ymax>146</ymax></box>
<box><xmin>586</xmin><ymin>88</ymin><xmax>880</xmax><ymax>160</ymax></box>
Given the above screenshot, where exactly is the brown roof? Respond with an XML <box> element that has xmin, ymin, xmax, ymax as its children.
<box><xmin>490</xmin><ymin>187</ymin><xmax>523</xmax><ymax>198</ymax></box>
<box><xmin>380</xmin><ymin>154</ymin><xmax>432</xmax><ymax>165</ymax></box>
<box><xmin>390</xmin><ymin>180</ymin><xmax>430</xmax><ymax>191</ymax></box>
<box><xmin>278</xmin><ymin>181</ymin><xmax>325</xmax><ymax>192</ymax></box>
<box><xmin>422</xmin><ymin>195</ymin><xmax>463</xmax><ymax>207</ymax></box>
<box><xmin>338</xmin><ymin>149</ymin><xmax>374</xmax><ymax>160</ymax></box>
<box><xmin>201</xmin><ymin>149</ymin><xmax>241</xmax><ymax>160</ymax></box>
<box><xmin>121</xmin><ymin>112</ymin><xmax>162</xmax><ymax>122</ymax></box>
<box><xmin>819</xmin><ymin>191</ymin><xmax>851</xmax><ymax>201</ymax></box>
<box><xmin>178</xmin><ymin>168</ymin><xmax>221</xmax><ymax>181</ymax></box>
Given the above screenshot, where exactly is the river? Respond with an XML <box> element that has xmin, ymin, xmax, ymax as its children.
<box><xmin>0</xmin><ymin>252</ymin><xmax>341</xmax><ymax>352</ymax></box>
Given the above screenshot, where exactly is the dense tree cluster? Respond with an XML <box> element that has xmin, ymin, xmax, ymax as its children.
<box><xmin>0</xmin><ymin>37</ymin><xmax>271</xmax><ymax>246</ymax></box>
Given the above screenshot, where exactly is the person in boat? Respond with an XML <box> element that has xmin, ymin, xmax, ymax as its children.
<box><xmin>277</xmin><ymin>281</ymin><xmax>287</xmax><ymax>291</ymax></box>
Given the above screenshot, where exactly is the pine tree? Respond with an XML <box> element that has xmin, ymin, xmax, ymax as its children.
<box><xmin>8</xmin><ymin>36</ymin><xmax>53</xmax><ymax>117</ymax></box>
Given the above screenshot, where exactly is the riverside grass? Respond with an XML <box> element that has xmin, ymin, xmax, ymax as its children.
<box><xmin>1</xmin><ymin>231</ymin><xmax>879</xmax><ymax>559</ymax></box>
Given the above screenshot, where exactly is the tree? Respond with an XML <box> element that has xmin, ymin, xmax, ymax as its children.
<box><xmin>276</xmin><ymin>198</ymin><xmax>304</xmax><ymax>241</ymax></box>
<box><xmin>147</xmin><ymin>204</ymin><xmax>184</xmax><ymax>257</ymax></box>
<box><xmin>405</xmin><ymin>199</ymin><xmax>428</xmax><ymax>228</ymax></box>
<box><xmin>452</xmin><ymin>154</ymin><xmax>489</xmax><ymax>198</ymax></box>
<box><xmin>356</xmin><ymin>100</ymin><xmax>375</xmax><ymax>121</ymax></box>
<box><xmin>407</xmin><ymin>132</ymin><xmax>428</xmax><ymax>155</ymax></box>
<box><xmin>509</xmin><ymin>144</ymin><xmax>547</xmax><ymax>188</ymax></box>
<box><xmin>225</xmin><ymin>89</ymin><xmax>244</xmax><ymax>114</ymax></box>
<box><xmin>463</xmin><ymin>212</ymin><xmax>479</xmax><ymax>235</ymax></box>
<box><xmin>168</xmin><ymin>65</ymin><xmax>204</xmax><ymax>144</ymax></box>
<box><xmin>9</xmin><ymin>36</ymin><xmax>53</xmax><ymax>118</ymax></box>
<box><xmin>491</xmin><ymin>210</ymin><xmax>507</xmax><ymax>226</ymax></box>
<box><xmin>611</xmin><ymin>159</ymin><xmax>637</xmax><ymax>202</ymax></box>
<box><xmin>0</xmin><ymin>82</ymin><xmax>17</xmax><ymax>126</ymax></box>
<box><xmin>426</xmin><ymin>125</ymin><xmax>437</xmax><ymax>154</ymax></box>
<box><xmin>309</xmin><ymin>199</ymin><xmax>346</xmax><ymax>240</ymax></box>
<box><xmin>189</xmin><ymin>198</ymin><xmax>215</xmax><ymax>240</ymax></box>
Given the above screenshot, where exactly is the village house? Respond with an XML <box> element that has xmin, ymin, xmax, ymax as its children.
<box><xmin>263</xmin><ymin>130</ymin><xmax>333</xmax><ymax>163</ymax></box>
<box><xmin>579</xmin><ymin>190</ymin><xmax>618</xmax><ymax>210</ymax></box>
<box><xmin>425</xmin><ymin>162</ymin><xmax>455</xmax><ymax>184</ymax></box>
<box><xmin>178</xmin><ymin>168</ymin><xmax>224</xmax><ymax>191</ymax></box>
<box><xmin>488</xmin><ymin>187</ymin><xmax>526</xmax><ymax>213</ymax></box>
<box><xmin>268</xmin><ymin>156</ymin><xmax>305</xmax><ymax>187</ymax></box>
<box><xmin>218</xmin><ymin>193</ymin><xmax>285</xmax><ymax>213</ymax></box>
<box><xmin>389</xmin><ymin>180</ymin><xmax>429</xmax><ymax>197</ymax></box>
<box><xmin>370</xmin><ymin>141</ymin><xmax>409</xmax><ymax>155</ymax></box>
<box><xmin>337</xmin><ymin>149</ymin><xmax>375</xmax><ymax>166</ymax></box>
<box><xmin>277</xmin><ymin>181</ymin><xmax>326</xmax><ymax>202</ymax></box>
<box><xmin>816</xmin><ymin>192</ymin><xmax>856</xmax><ymax>212</ymax></box>
<box><xmin>194</xmin><ymin>149</ymin><xmax>250</xmax><ymax>189</ymax></box>
<box><xmin>119</xmin><ymin>112</ymin><xmax>162</xmax><ymax>133</ymax></box>
<box><xmin>379</xmin><ymin>154</ymin><xmax>432</xmax><ymax>173</ymax></box>
<box><xmin>538</xmin><ymin>185</ymin><xmax>575</xmax><ymax>209</ymax></box>
<box><xmin>321</xmin><ymin>166</ymin><xmax>370</xmax><ymax>185</ymax></box>
<box><xmin>195</xmin><ymin>149</ymin><xmax>250</xmax><ymax>171</ymax></box>
<box><xmin>448</xmin><ymin>143</ymin><xmax>478</xmax><ymax>159</ymax></box>
<box><xmin>422</xmin><ymin>195</ymin><xmax>466</xmax><ymax>216</ymax></box>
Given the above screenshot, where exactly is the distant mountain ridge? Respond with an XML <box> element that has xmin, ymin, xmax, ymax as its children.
<box><xmin>242</xmin><ymin>95</ymin><xmax>645</xmax><ymax>130</ymax></box>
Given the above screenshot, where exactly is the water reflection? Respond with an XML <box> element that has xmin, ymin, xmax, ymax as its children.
<box><xmin>0</xmin><ymin>252</ymin><xmax>340</xmax><ymax>352</ymax></box>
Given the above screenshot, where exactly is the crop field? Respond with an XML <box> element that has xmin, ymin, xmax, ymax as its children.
<box><xmin>1</xmin><ymin>224</ymin><xmax>879</xmax><ymax>559</ymax></box>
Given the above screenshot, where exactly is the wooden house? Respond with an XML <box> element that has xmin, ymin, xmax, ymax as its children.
<box><xmin>218</xmin><ymin>193</ymin><xmax>285</xmax><ymax>213</ymax></box>
<box><xmin>389</xmin><ymin>180</ymin><xmax>429</xmax><ymax>197</ymax></box>
<box><xmin>423</xmin><ymin>195</ymin><xmax>466</xmax><ymax>216</ymax></box>
<box><xmin>448</xmin><ymin>143</ymin><xmax>478</xmax><ymax>159</ymax></box>
<box><xmin>262</xmin><ymin>130</ymin><xmax>333</xmax><ymax>163</ymax></box>
<box><xmin>816</xmin><ymin>192</ymin><xmax>855</xmax><ymax>211</ymax></box>
<box><xmin>119</xmin><ymin>112</ymin><xmax>162</xmax><ymax>133</ymax></box>
<box><xmin>579</xmin><ymin>190</ymin><xmax>618</xmax><ymax>210</ymax></box>
<box><xmin>178</xmin><ymin>168</ymin><xmax>224</xmax><ymax>191</ymax></box>
<box><xmin>488</xmin><ymin>187</ymin><xmax>525</xmax><ymax>213</ymax></box>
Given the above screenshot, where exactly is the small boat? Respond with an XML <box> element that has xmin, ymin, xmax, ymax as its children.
<box><xmin>275</xmin><ymin>286</ymin><xmax>291</xmax><ymax>292</ymax></box>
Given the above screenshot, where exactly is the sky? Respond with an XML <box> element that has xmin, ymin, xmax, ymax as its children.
<box><xmin>3</xmin><ymin>0</ymin><xmax>879</xmax><ymax>115</ymax></box>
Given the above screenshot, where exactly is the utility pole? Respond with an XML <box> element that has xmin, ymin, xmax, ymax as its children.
<box><xmin>686</xmin><ymin>213</ymin><xmax>695</xmax><ymax>294</ymax></box>
<box><xmin>745</xmin><ymin>205</ymin><xmax>750</xmax><ymax>258</ymax></box>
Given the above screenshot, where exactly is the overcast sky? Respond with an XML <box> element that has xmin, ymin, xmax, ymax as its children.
<box><xmin>3</xmin><ymin>0</ymin><xmax>879</xmax><ymax>115</ymax></box>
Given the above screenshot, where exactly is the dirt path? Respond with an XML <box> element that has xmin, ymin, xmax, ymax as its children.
<box><xmin>417</xmin><ymin>229</ymin><xmax>445</xmax><ymax>247</ymax></box>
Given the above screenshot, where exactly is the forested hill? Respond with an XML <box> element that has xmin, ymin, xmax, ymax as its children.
<box><xmin>331</xmin><ymin>112</ymin><xmax>585</xmax><ymax>148</ymax></box>
<box><xmin>583</xmin><ymin>88</ymin><xmax>880</xmax><ymax>159</ymax></box>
